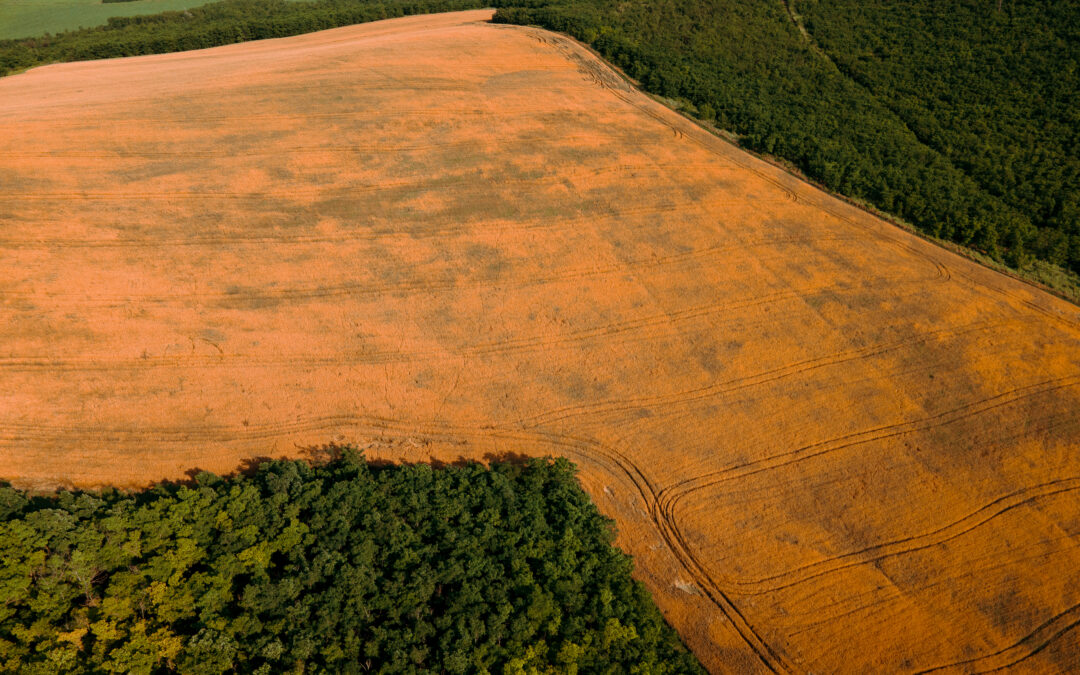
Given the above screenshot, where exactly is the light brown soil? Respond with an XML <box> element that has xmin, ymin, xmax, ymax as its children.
<box><xmin>2</xmin><ymin>10</ymin><xmax>1079</xmax><ymax>673</ymax></box>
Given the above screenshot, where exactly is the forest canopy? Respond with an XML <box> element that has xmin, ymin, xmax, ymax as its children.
<box><xmin>799</xmin><ymin>0</ymin><xmax>1078</xmax><ymax>273</ymax></box>
<box><xmin>0</xmin><ymin>453</ymin><xmax>705</xmax><ymax>673</ymax></box>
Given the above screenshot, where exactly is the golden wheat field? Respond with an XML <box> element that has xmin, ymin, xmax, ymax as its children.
<box><xmin>1</xmin><ymin>10</ymin><xmax>1079</xmax><ymax>673</ymax></box>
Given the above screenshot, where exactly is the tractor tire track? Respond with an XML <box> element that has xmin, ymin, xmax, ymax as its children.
<box><xmin>648</xmin><ymin>408</ymin><xmax>1078</xmax><ymax>674</ymax></box>
<box><xmin>521</xmin><ymin>318</ymin><xmax>1000</xmax><ymax>429</ymax></box>
<box><xmin>655</xmin><ymin>377</ymin><xmax>1080</xmax><ymax>544</ymax></box>
<box><xmin>0</xmin><ymin>410</ymin><xmax>790</xmax><ymax>672</ymax></box>
<box><xmin>0</xmin><ymin>132</ymin><xmax>631</xmax><ymax>160</ymax></box>
<box><xmin>649</xmin><ymin>392</ymin><xmax>1080</xmax><ymax>606</ymax></box>
<box><xmin>0</xmin><ymin>104</ymin><xmax>606</xmax><ymax>127</ymax></box>
<box><xmin>0</xmin><ymin>159</ymin><xmax>725</xmax><ymax>202</ymax></box>
<box><xmin>915</xmin><ymin>601</ymin><xmax>1080</xmax><ymax>673</ymax></box>
<box><xmin>0</xmin><ymin>201</ymin><xmax>688</xmax><ymax>250</ymax></box>
<box><xmin>0</xmin><ymin>235</ymin><xmax>880</xmax><ymax>306</ymax></box>
<box><xmin>725</xmin><ymin>476</ymin><xmax>1080</xmax><ymax>595</ymax></box>
<box><xmin>1</xmin><ymin>240</ymin><xmax>936</xmax><ymax>374</ymax></box>
<box><xmin>6</xmin><ymin>20</ymin><xmax>1077</xmax><ymax>674</ymax></box>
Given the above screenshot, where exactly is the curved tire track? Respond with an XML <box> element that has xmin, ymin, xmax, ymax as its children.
<box><xmin>915</xmin><ymin>601</ymin><xmax>1080</xmax><ymax>673</ymax></box>
<box><xmin>521</xmin><ymin>318</ymin><xmax>1003</xmax><ymax>429</ymax></box>
<box><xmin>0</xmin><ymin>411</ymin><xmax>792</xmax><ymax>672</ymax></box>
<box><xmin>657</xmin><ymin>374</ymin><xmax>1080</xmax><ymax>513</ymax></box>
<box><xmin>722</xmin><ymin>477</ymin><xmax>1080</xmax><ymax>595</ymax></box>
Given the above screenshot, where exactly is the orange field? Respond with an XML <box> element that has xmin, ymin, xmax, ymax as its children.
<box><xmin>2</xmin><ymin>10</ymin><xmax>1079</xmax><ymax>672</ymax></box>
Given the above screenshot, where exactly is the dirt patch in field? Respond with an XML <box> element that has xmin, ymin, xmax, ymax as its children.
<box><xmin>2</xmin><ymin>11</ymin><xmax>1080</xmax><ymax>672</ymax></box>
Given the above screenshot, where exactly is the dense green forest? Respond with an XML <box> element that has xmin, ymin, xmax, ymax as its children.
<box><xmin>798</xmin><ymin>0</ymin><xmax>1079</xmax><ymax>273</ymax></box>
<box><xmin>0</xmin><ymin>453</ymin><xmax>704</xmax><ymax>673</ymax></box>
<box><xmin>0</xmin><ymin>0</ymin><xmax>1076</xmax><ymax>294</ymax></box>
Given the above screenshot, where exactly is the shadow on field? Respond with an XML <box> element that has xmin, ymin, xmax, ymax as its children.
<box><xmin>300</xmin><ymin>441</ymin><xmax>539</xmax><ymax>469</ymax></box>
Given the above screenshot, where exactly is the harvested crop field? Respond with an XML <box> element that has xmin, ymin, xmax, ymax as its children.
<box><xmin>2</xmin><ymin>9</ymin><xmax>1080</xmax><ymax>672</ymax></box>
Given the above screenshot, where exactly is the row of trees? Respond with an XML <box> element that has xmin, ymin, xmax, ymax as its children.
<box><xmin>0</xmin><ymin>453</ymin><xmax>705</xmax><ymax>673</ymax></box>
<box><xmin>0</xmin><ymin>0</ymin><xmax>488</xmax><ymax>72</ymax></box>
<box><xmin>492</xmin><ymin>0</ymin><xmax>1079</xmax><ymax>277</ymax></box>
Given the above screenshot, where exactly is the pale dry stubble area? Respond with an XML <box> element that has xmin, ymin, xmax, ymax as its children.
<box><xmin>2</xmin><ymin>10</ymin><xmax>1080</xmax><ymax>673</ymax></box>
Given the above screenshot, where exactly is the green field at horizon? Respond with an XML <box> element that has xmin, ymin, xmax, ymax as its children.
<box><xmin>0</xmin><ymin>0</ymin><xmax>300</xmax><ymax>40</ymax></box>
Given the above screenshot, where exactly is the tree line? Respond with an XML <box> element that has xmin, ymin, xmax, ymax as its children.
<box><xmin>0</xmin><ymin>453</ymin><xmax>705</xmax><ymax>673</ymax></box>
<box><xmin>492</xmin><ymin>0</ymin><xmax>1079</xmax><ymax>282</ymax></box>
<box><xmin>0</xmin><ymin>0</ymin><xmax>487</xmax><ymax>72</ymax></box>
<box><xmin>0</xmin><ymin>0</ymin><xmax>1074</xmax><ymax>289</ymax></box>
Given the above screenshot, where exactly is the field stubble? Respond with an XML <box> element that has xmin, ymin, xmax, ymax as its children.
<box><xmin>1</xmin><ymin>10</ymin><xmax>1079</xmax><ymax>673</ymax></box>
